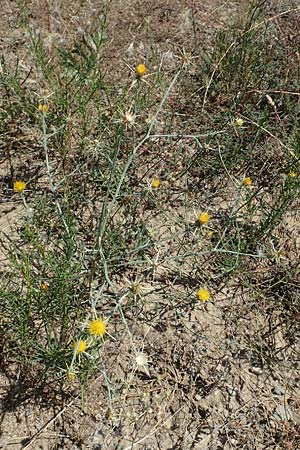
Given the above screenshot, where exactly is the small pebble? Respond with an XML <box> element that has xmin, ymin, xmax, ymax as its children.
<box><xmin>249</xmin><ymin>366</ymin><xmax>263</xmax><ymax>375</ymax></box>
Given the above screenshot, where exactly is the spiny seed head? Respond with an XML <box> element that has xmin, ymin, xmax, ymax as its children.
<box><xmin>88</xmin><ymin>318</ymin><xmax>106</xmax><ymax>337</ymax></box>
<box><xmin>198</xmin><ymin>212</ymin><xmax>209</xmax><ymax>225</ymax></box>
<box><xmin>181</xmin><ymin>51</ymin><xmax>193</xmax><ymax>66</ymax></box>
<box><xmin>197</xmin><ymin>287</ymin><xmax>210</xmax><ymax>302</ymax></box>
<box><xmin>72</xmin><ymin>340</ymin><xmax>87</xmax><ymax>354</ymax></box>
<box><xmin>13</xmin><ymin>180</ymin><xmax>26</xmax><ymax>193</ymax></box>
<box><xmin>136</xmin><ymin>63</ymin><xmax>147</xmax><ymax>77</ymax></box>
<box><xmin>67</xmin><ymin>370</ymin><xmax>76</xmax><ymax>382</ymax></box>
<box><xmin>135</xmin><ymin>352</ymin><xmax>148</xmax><ymax>367</ymax></box>
<box><xmin>123</xmin><ymin>110</ymin><xmax>136</xmax><ymax>126</ymax></box>
<box><xmin>135</xmin><ymin>352</ymin><xmax>150</xmax><ymax>375</ymax></box>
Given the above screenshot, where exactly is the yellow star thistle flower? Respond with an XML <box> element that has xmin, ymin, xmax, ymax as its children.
<box><xmin>72</xmin><ymin>340</ymin><xmax>87</xmax><ymax>354</ymax></box>
<box><xmin>152</xmin><ymin>179</ymin><xmax>160</xmax><ymax>188</ymax></box>
<box><xmin>243</xmin><ymin>177</ymin><xmax>252</xmax><ymax>187</ymax></box>
<box><xmin>88</xmin><ymin>318</ymin><xmax>106</xmax><ymax>337</ymax></box>
<box><xmin>289</xmin><ymin>170</ymin><xmax>296</xmax><ymax>178</ymax></box>
<box><xmin>235</xmin><ymin>117</ymin><xmax>244</xmax><ymax>127</ymax></box>
<box><xmin>197</xmin><ymin>287</ymin><xmax>210</xmax><ymax>302</ymax></box>
<box><xmin>131</xmin><ymin>283</ymin><xmax>142</xmax><ymax>295</ymax></box>
<box><xmin>136</xmin><ymin>63</ymin><xmax>147</xmax><ymax>77</ymax></box>
<box><xmin>13</xmin><ymin>180</ymin><xmax>26</xmax><ymax>193</ymax></box>
<box><xmin>198</xmin><ymin>212</ymin><xmax>209</xmax><ymax>225</ymax></box>
<box><xmin>41</xmin><ymin>281</ymin><xmax>49</xmax><ymax>292</ymax></box>
<box><xmin>38</xmin><ymin>104</ymin><xmax>49</xmax><ymax>113</ymax></box>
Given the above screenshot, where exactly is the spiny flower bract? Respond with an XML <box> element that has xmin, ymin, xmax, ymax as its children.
<box><xmin>131</xmin><ymin>283</ymin><xmax>142</xmax><ymax>295</ymax></box>
<box><xmin>66</xmin><ymin>370</ymin><xmax>76</xmax><ymax>382</ymax></box>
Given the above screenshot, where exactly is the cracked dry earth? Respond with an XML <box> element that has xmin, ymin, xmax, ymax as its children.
<box><xmin>1</xmin><ymin>1</ymin><xmax>300</xmax><ymax>449</ymax></box>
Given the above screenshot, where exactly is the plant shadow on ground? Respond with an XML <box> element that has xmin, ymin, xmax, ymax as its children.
<box><xmin>0</xmin><ymin>361</ymin><xmax>72</xmax><ymax>448</ymax></box>
<box><xmin>0</xmin><ymin>363</ymin><xmax>69</xmax><ymax>413</ymax></box>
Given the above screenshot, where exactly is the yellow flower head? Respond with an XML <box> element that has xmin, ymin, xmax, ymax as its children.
<box><xmin>152</xmin><ymin>179</ymin><xmax>160</xmax><ymax>188</ymax></box>
<box><xmin>13</xmin><ymin>180</ymin><xmax>26</xmax><ymax>193</ymax></box>
<box><xmin>197</xmin><ymin>287</ymin><xmax>210</xmax><ymax>302</ymax></box>
<box><xmin>235</xmin><ymin>117</ymin><xmax>244</xmax><ymax>127</ymax></box>
<box><xmin>289</xmin><ymin>170</ymin><xmax>296</xmax><ymax>178</ymax></box>
<box><xmin>38</xmin><ymin>103</ymin><xmax>49</xmax><ymax>113</ymax></box>
<box><xmin>41</xmin><ymin>281</ymin><xmax>49</xmax><ymax>292</ymax></box>
<box><xmin>88</xmin><ymin>318</ymin><xmax>106</xmax><ymax>337</ymax></box>
<box><xmin>131</xmin><ymin>283</ymin><xmax>142</xmax><ymax>295</ymax></box>
<box><xmin>72</xmin><ymin>340</ymin><xmax>87</xmax><ymax>354</ymax></box>
<box><xmin>198</xmin><ymin>212</ymin><xmax>209</xmax><ymax>225</ymax></box>
<box><xmin>243</xmin><ymin>177</ymin><xmax>252</xmax><ymax>187</ymax></box>
<box><xmin>136</xmin><ymin>63</ymin><xmax>147</xmax><ymax>77</ymax></box>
